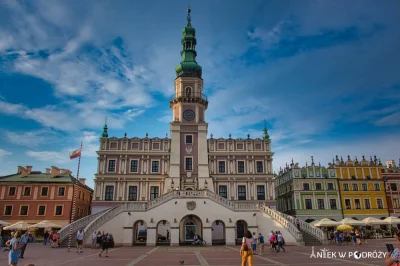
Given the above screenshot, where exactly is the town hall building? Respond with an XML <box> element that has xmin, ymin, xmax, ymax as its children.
<box><xmin>58</xmin><ymin>9</ymin><xmax>325</xmax><ymax>247</ymax></box>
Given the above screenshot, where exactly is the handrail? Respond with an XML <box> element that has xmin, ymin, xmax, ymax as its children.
<box><xmin>58</xmin><ymin>209</ymin><xmax>109</xmax><ymax>242</ymax></box>
<box><xmin>259</xmin><ymin>204</ymin><xmax>303</xmax><ymax>242</ymax></box>
<box><xmin>277</xmin><ymin>211</ymin><xmax>327</xmax><ymax>242</ymax></box>
<box><xmin>170</xmin><ymin>92</ymin><xmax>208</xmax><ymax>101</ymax></box>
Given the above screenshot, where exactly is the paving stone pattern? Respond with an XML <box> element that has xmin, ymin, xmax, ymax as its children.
<box><xmin>0</xmin><ymin>240</ymin><xmax>394</xmax><ymax>266</ymax></box>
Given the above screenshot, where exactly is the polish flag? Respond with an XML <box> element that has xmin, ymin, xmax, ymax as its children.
<box><xmin>69</xmin><ymin>149</ymin><xmax>81</xmax><ymax>159</ymax></box>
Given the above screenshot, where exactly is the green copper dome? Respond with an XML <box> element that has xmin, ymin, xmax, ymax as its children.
<box><xmin>175</xmin><ymin>8</ymin><xmax>202</xmax><ymax>78</ymax></box>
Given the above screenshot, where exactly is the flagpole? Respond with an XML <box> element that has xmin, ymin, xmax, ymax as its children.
<box><xmin>68</xmin><ymin>141</ymin><xmax>82</xmax><ymax>252</ymax></box>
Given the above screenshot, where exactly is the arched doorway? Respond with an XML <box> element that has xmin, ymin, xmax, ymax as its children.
<box><xmin>156</xmin><ymin>220</ymin><xmax>171</xmax><ymax>245</ymax></box>
<box><xmin>180</xmin><ymin>214</ymin><xmax>202</xmax><ymax>245</ymax></box>
<box><xmin>212</xmin><ymin>220</ymin><xmax>225</xmax><ymax>245</ymax></box>
<box><xmin>185</xmin><ymin>188</ymin><xmax>193</xmax><ymax>191</ymax></box>
<box><xmin>133</xmin><ymin>220</ymin><xmax>147</xmax><ymax>245</ymax></box>
<box><xmin>235</xmin><ymin>220</ymin><xmax>248</xmax><ymax>244</ymax></box>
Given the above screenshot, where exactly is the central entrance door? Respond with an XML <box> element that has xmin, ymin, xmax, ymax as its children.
<box><xmin>184</xmin><ymin>221</ymin><xmax>196</xmax><ymax>241</ymax></box>
<box><xmin>179</xmin><ymin>214</ymin><xmax>202</xmax><ymax>245</ymax></box>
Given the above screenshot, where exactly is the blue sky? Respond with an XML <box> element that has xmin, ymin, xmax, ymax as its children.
<box><xmin>0</xmin><ymin>0</ymin><xmax>399</xmax><ymax>188</ymax></box>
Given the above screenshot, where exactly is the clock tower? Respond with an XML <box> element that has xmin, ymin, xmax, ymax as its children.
<box><xmin>167</xmin><ymin>8</ymin><xmax>213</xmax><ymax>192</ymax></box>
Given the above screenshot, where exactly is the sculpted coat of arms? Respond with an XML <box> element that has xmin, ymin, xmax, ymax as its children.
<box><xmin>186</xmin><ymin>201</ymin><xmax>196</xmax><ymax>210</ymax></box>
<box><xmin>185</xmin><ymin>146</ymin><xmax>193</xmax><ymax>154</ymax></box>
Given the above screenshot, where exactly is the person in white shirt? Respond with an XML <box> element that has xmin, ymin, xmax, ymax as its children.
<box><xmin>77</xmin><ymin>230</ymin><xmax>84</xmax><ymax>253</ymax></box>
<box><xmin>19</xmin><ymin>231</ymin><xmax>29</xmax><ymax>259</ymax></box>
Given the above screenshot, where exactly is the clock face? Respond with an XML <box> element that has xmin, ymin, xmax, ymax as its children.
<box><xmin>183</xmin><ymin>110</ymin><xmax>195</xmax><ymax>121</ymax></box>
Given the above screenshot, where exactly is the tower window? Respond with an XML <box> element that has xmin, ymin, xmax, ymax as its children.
<box><xmin>152</xmin><ymin>161</ymin><xmax>159</xmax><ymax>173</ymax></box>
<box><xmin>185</xmin><ymin>135</ymin><xmax>193</xmax><ymax>144</ymax></box>
<box><xmin>108</xmin><ymin>160</ymin><xmax>116</xmax><ymax>172</ymax></box>
<box><xmin>185</xmin><ymin>87</ymin><xmax>192</xmax><ymax>97</ymax></box>
<box><xmin>185</xmin><ymin>157</ymin><xmax>193</xmax><ymax>171</ymax></box>
<box><xmin>105</xmin><ymin>186</ymin><xmax>114</xmax><ymax>201</ymax></box>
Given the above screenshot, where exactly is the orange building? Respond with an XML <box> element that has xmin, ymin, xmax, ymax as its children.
<box><xmin>0</xmin><ymin>165</ymin><xmax>93</xmax><ymax>227</ymax></box>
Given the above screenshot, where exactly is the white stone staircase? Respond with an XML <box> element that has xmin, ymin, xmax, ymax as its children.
<box><xmin>59</xmin><ymin>190</ymin><xmax>325</xmax><ymax>246</ymax></box>
<box><xmin>274</xmin><ymin>210</ymin><xmax>328</xmax><ymax>244</ymax></box>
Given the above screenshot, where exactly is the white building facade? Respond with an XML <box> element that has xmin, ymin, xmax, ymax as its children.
<box><xmin>58</xmin><ymin>9</ymin><xmax>326</xmax><ymax>247</ymax></box>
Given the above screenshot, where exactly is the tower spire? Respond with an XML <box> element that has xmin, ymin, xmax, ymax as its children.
<box><xmin>263</xmin><ymin>120</ymin><xmax>270</xmax><ymax>140</ymax></box>
<box><xmin>175</xmin><ymin>7</ymin><xmax>202</xmax><ymax>78</ymax></box>
<box><xmin>101</xmin><ymin>117</ymin><xmax>108</xmax><ymax>138</ymax></box>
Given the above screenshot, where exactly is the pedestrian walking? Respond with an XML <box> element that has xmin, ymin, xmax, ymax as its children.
<box><xmin>99</xmin><ymin>232</ymin><xmax>111</xmax><ymax>257</ymax></box>
<box><xmin>7</xmin><ymin>231</ymin><xmax>23</xmax><ymax>266</ymax></box>
<box><xmin>258</xmin><ymin>233</ymin><xmax>265</xmax><ymax>255</ymax></box>
<box><xmin>43</xmin><ymin>231</ymin><xmax>49</xmax><ymax>246</ymax></box>
<box><xmin>76</xmin><ymin>230</ymin><xmax>84</xmax><ymax>253</ymax></box>
<box><xmin>19</xmin><ymin>231</ymin><xmax>29</xmax><ymax>259</ymax></box>
<box><xmin>240</xmin><ymin>230</ymin><xmax>254</xmax><ymax>266</ymax></box>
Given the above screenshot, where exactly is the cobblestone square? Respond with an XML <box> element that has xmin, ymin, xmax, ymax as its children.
<box><xmin>0</xmin><ymin>239</ymin><xmax>395</xmax><ymax>266</ymax></box>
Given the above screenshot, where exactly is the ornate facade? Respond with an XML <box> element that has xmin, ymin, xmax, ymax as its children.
<box><xmin>275</xmin><ymin>158</ymin><xmax>342</xmax><ymax>222</ymax></box>
<box><xmin>80</xmin><ymin>9</ymin><xmax>284</xmax><ymax>247</ymax></box>
<box><xmin>383</xmin><ymin>159</ymin><xmax>400</xmax><ymax>216</ymax></box>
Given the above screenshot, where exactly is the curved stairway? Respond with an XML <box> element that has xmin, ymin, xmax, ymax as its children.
<box><xmin>58</xmin><ymin>190</ymin><xmax>326</xmax><ymax>246</ymax></box>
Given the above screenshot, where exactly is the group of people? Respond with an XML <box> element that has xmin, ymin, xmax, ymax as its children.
<box><xmin>43</xmin><ymin>231</ymin><xmax>60</xmax><ymax>248</ymax></box>
<box><xmin>240</xmin><ymin>230</ymin><xmax>286</xmax><ymax>266</ymax></box>
<box><xmin>89</xmin><ymin>230</ymin><xmax>113</xmax><ymax>257</ymax></box>
<box><xmin>333</xmin><ymin>228</ymin><xmax>366</xmax><ymax>245</ymax></box>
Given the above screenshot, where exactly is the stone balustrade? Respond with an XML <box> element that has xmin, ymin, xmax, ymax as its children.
<box><xmin>59</xmin><ymin>209</ymin><xmax>109</xmax><ymax>242</ymax></box>
<box><xmin>278</xmin><ymin>211</ymin><xmax>327</xmax><ymax>243</ymax></box>
<box><xmin>259</xmin><ymin>204</ymin><xmax>303</xmax><ymax>242</ymax></box>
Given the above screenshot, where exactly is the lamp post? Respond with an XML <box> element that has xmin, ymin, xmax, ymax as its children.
<box><xmin>384</xmin><ymin>176</ymin><xmax>390</xmax><ymax>217</ymax></box>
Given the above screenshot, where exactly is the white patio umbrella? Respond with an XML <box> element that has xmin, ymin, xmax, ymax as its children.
<box><xmin>340</xmin><ymin>218</ymin><xmax>366</xmax><ymax>226</ymax></box>
<box><xmin>362</xmin><ymin>217</ymin><xmax>390</xmax><ymax>225</ymax></box>
<box><xmin>28</xmin><ymin>220</ymin><xmax>63</xmax><ymax>229</ymax></box>
<box><xmin>384</xmin><ymin>217</ymin><xmax>400</xmax><ymax>225</ymax></box>
<box><xmin>314</xmin><ymin>218</ymin><xmax>341</xmax><ymax>227</ymax></box>
<box><xmin>3</xmin><ymin>221</ymin><xmax>31</xmax><ymax>230</ymax></box>
<box><xmin>0</xmin><ymin>220</ymin><xmax>10</xmax><ymax>226</ymax></box>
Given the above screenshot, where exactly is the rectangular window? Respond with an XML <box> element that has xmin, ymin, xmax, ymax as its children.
<box><xmin>38</xmin><ymin>205</ymin><xmax>46</xmax><ymax>216</ymax></box>
<box><xmin>393</xmin><ymin>199</ymin><xmax>400</xmax><ymax>209</ymax></box>
<box><xmin>152</xmin><ymin>142</ymin><xmax>160</xmax><ymax>150</ymax></box>
<box><xmin>218</xmin><ymin>161</ymin><xmax>225</xmax><ymax>173</ymax></box>
<box><xmin>105</xmin><ymin>186</ymin><xmax>114</xmax><ymax>201</ymax></box>
<box><xmin>303</xmin><ymin>183</ymin><xmax>310</xmax><ymax>191</ymax></box>
<box><xmin>391</xmin><ymin>183</ymin><xmax>397</xmax><ymax>191</ymax></box>
<box><xmin>330</xmin><ymin>199</ymin><xmax>337</xmax><ymax>209</ymax></box>
<box><xmin>150</xmin><ymin>186</ymin><xmax>159</xmax><ymax>200</ymax></box>
<box><xmin>130</xmin><ymin>160</ymin><xmax>138</xmax><ymax>172</ymax></box>
<box><xmin>305</xmin><ymin>199</ymin><xmax>312</xmax><ymax>209</ymax></box>
<box><xmin>255</xmin><ymin>143</ymin><xmax>262</xmax><ymax>150</ymax></box>
<box><xmin>256</xmin><ymin>162</ymin><xmax>263</xmax><ymax>173</ymax></box>
<box><xmin>218</xmin><ymin>143</ymin><xmax>225</xmax><ymax>150</ymax></box>
<box><xmin>41</xmin><ymin>187</ymin><xmax>48</xmax><ymax>196</ymax></box>
<box><xmin>374</xmin><ymin>184</ymin><xmax>380</xmax><ymax>191</ymax></box>
<box><xmin>236</xmin><ymin>143</ymin><xmax>244</xmax><ymax>150</ymax></box>
<box><xmin>327</xmin><ymin>183</ymin><xmax>334</xmax><ymax>190</ymax></box>
<box><xmin>377</xmin><ymin>199</ymin><xmax>384</xmax><ymax>209</ymax></box>
<box><xmin>108</xmin><ymin>160</ymin><xmax>116</xmax><ymax>172</ymax></box>
<box><xmin>355</xmin><ymin>199</ymin><xmax>361</xmax><ymax>209</ymax></box>
<box><xmin>58</xmin><ymin>187</ymin><xmax>65</xmax><ymax>196</ymax></box>
<box><xmin>55</xmin><ymin>206</ymin><xmax>63</xmax><ymax>216</ymax></box>
<box><xmin>315</xmin><ymin>183</ymin><xmax>322</xmax><ymax>190</ymax></box>
<box><xmin>343</xmin><ymin>184</ymin><xmax>349</xmax><ymax>191</ymax></box>
<box><xmin>317</xmin><ymin>199</ymin><xmax>324</xmax><ymax>209</ymax></box>
<box><xmin>132</xmin><ymin>143</ymin><xmax>139</xmax><ymax>150</ymax></box>
<box><xmin>23</xmin><ymin>187</ymin><xmax>31</xmax><ymax>196</ymax></box>
<box><xmin>78</xmin><ymin>191</ymin><xmax>81</xmax><ymax>199</ymax></box>
<box><xmin>362</xmin><ymin>184</ymin><xmax>367</xmax><ymax>191</ymax></box>
<box><xmin>185</xmin><ymin>158</ymin><xmax>193</xmax><ymax>171</ymax></box>
<box><xmin>185</xmin><ymin>135</ymin><xmax>193</xmax><ymax>144</ymax></box>
<box><xmin>257</xmin><ymin>185</ymin><xmax>265</xmax><ymax>200</ymax></box>
<box><xmin>128</xmin><ymin>186</ymin><xmax>137</xmax><ymax>201</ymax></box>
<box><xmin>152</xmin><ymin>161</ymin><xmax>159</xmax><ymax>173</ymax></box>
<box><xmin>8</xmin><ymin>187</ymin><xmax>16</xmax><ymax>196</ymax></box>
<box><xmin>4</xmin><ymin>205</ymin><xmax>12</xmax><ymax>216</ymax></box>
<box><xmin>352</xmin><ymin>184</ymin><xmax>358</xmax><ymax>191</ymax></box>
<box><xmin>364</xmin><ymin>199</ymin><xmax>371</xmax><ymax>209</ymax></box>
<box><xmin>238</xmin><ymin>185</ymin><xmax>246</xmax><ymax>200</ymax></box>
<box><xmin>219</xmin><ymin>186</ymin><xmax>227</xmax><ymax>199</ymax></box>
<box><xmin>345</xmin><ymin>199</ymin><xmax>351</xmax><ymax>209</ymax></box>
<box><xmin>20</xmin><ymin>206</ymin><xmax>28</xmax><ymax>216</ymax></box>
<box><xmin>238</xmin><ymin>161</ymin><xmax>245</xmax><ymax>173</ymax></box>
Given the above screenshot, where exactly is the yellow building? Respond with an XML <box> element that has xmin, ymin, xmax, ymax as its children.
<box><xmin>333</xmin><ymin>155</ymin><xmax>388</xmax><ymax>219</ymax></box>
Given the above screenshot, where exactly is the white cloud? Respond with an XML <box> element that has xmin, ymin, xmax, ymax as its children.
<box><xmin>375</xmin><ymin>112</ymin><xmax>400</xmax><ymax>127</ymax></box>
<box><xmin>26</xmin><ymin>150</ymin><xmax>70</xmax><ymax>164</ymax></box>
<box><xmin>0</xmin><ymin>149</ymin><xmax>12</xmax><ymax>157</ymax></box>
<box><xmin>5</xmin><ymin>129</ymin><xmax>58</xmax><ymax>147</ymax></box>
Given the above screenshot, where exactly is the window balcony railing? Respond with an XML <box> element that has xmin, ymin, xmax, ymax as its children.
<box><xmin>170</xmin><ymin>92</ymin><xmax>208</xmax><ymax>104</ymax></box>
